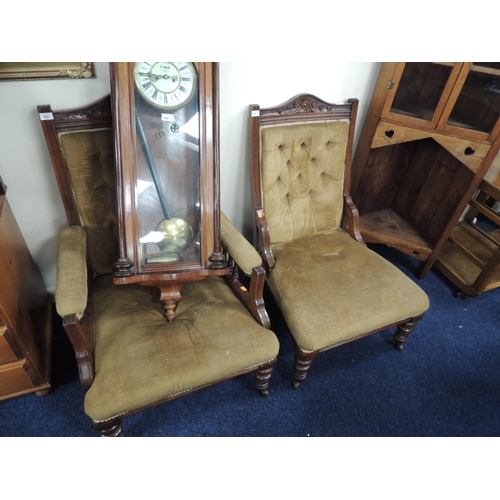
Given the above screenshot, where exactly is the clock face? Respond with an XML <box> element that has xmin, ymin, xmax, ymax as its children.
<box><xmin>134</xmin><ymin>62</ymin><xmax>197</xmax><ymax>110</ymax></box>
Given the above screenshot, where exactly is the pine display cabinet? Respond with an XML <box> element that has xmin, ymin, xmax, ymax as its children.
<box><xmin>351</xmin><ymin>62</ymin><xmax>500</xmax><ymax>278</ymax></box>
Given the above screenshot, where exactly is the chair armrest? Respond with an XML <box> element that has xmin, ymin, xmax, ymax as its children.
<box><xmin>56</xmin><ymin>226</ymin><xmax>95</xmax><ymax>391</ymax></box>
<box><xmin>55</xmin><ymin>225</ymin><xmax>89</xmax><ymax>319</ymax></box>
<box><xmin>343</xmin><ymin>194</ymin><xmax>365</xmax><ymax>244</ymax></box>
<box><xmin>221</xmin><ymin>211</ymin><xmax>262</xmax><ymax>276</ymax></box>
<box><xmin>255</xmin><ymin>209</ymin><xmax>275</xmax><ymax>271</ymax></box>
<box><xmin>220</xmin><ymin>212</ymin><xmax>270</xmax><ymax>328</ymax></box>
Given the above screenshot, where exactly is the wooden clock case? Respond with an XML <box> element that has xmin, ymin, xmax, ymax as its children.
<box><xmin>110</xmin><ymin>62</ymin><xmax>229</xmax><ymax>319</ymax></box>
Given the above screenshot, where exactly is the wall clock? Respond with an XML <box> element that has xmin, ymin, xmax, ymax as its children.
<box><xmin>110</xmin><ymin>62</ymin><xmax>228</xmax><ymax>320</ymax></box>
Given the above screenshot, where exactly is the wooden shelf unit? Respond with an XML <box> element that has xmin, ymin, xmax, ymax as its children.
<box><xmin>434</xmin><ymin>152</ymin><xmax>500</xmax><ymax>296</ymax></box>
<box><xmin>352</xmin><ymin>62</ymin><xmax>500</xmax><ymax>278</ymax></box>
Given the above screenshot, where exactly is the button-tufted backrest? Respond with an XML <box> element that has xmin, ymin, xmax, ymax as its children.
<box><xmin>59</xmin><ymin>128</ymin><xmax>119</xmax><ymax>276</ymax></box>
<box><xmin>260</xmin><ymin>119</ymin><xmax>350</xmax><ymax>245</ymax></box>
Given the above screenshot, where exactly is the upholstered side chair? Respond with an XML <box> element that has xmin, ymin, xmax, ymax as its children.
<box><xmin>249</xmin><ymin>94</ymin><xmax>430</xmax><ymax>388</ymax></box>
<box><xmin>37</xmin><ymin>95</ymin><xmax>279</xmax><ymax>436</ymax></box>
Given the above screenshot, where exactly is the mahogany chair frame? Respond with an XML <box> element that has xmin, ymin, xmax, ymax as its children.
<box><xmin>38</xmin><ymin>95</ymin><xmax>276</xmax><ymax>436</ymax></box>
<box><xmin>250</xmin><ymin>93</ymin><xmax>426</xmax><ymax>388</ymax></box>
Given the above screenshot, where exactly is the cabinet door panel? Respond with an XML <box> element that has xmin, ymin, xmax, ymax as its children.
<box><xmin>438</xmin><ymin>63</ymin><xmax>500</xmax><ymax>140</ymax></box>
<box><xmin>382</xmin><ymin>63</ymin><xmax>463</xmax><ymax>129</ymax></box>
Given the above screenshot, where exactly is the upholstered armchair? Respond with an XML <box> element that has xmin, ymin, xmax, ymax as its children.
<box><xmin>38</xmin><ymin>95</ymin><xmax>279</xmax><ymax>436</ymax></box>
<box><xmin>249</xmin><ymin>94</ymin><xmax>430</xmax><ymax>388</ymax></box>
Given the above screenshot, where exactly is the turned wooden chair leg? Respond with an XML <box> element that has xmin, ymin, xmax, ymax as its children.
<box><xmin>94</xmin><ymin>418</ymin><xmax>124</xmax><ymax>437</ymax></box>
<box><xmin>394</xmin><ymin>313</ymin><xmax>425</xmax><ymax>351</ymax></box>
<box><xmin>254</xmin><ymin>359</ymin><xmax>277</xmax><ymax>396</ymax></box>
<box><xmin>293</xmin><ymin>346</ymin><xmax>319</xmax><ymax>389</ymax></box>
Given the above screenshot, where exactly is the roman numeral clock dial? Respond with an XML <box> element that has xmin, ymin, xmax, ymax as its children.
<box><xmin>134</xmin><ymin>62</ymin><xmax>196</xmax><ymax>110</ymax></box>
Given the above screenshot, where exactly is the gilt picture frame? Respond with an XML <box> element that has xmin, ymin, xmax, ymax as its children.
<box><xmin>0</xmin><ymin>62</ymin><xmax>96</xmax><ymax>82</ymax></box>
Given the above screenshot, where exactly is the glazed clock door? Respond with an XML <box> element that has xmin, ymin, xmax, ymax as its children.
<box><xmin>133</xmin><ymin>62</ymin><xmax>201</xmax><ymax>268</ymax></box>
<box><xmin>111</xmin><ymin>62</ymin><xmax>228</xmax><ymax>321</ymax></box>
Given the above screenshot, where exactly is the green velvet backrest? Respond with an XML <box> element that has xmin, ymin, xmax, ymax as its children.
<box><xmin>59</xmin><ymin>128</ymin><xmax>119</xmax><ymax>276</ymax></box>
<box><xmin>260</xmin><ymin>119</ymin><xmax>350</xmax><ymax>245</ymax></box>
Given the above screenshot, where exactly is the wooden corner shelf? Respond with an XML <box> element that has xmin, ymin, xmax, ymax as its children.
<box><xmin>359</xmin><ymin>209</ymin><xmax>432</xmax><ymax>260</ymax></box>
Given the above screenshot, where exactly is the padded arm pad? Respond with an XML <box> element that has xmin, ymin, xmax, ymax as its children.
<box><xmin>56</xmin><ymin>225</ymin><xmax>88</xmax><ymax>319</ymax></box>
<box><xmin>220</xmin><ymin>212</ymin><xmax>262</xmax><ymax>276</ymax></box>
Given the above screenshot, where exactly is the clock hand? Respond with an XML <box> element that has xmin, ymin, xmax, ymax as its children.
<box><xmin>150</xmin><ymin>73</ymin><xmax>178</xmax><ymax>83</ymax></box>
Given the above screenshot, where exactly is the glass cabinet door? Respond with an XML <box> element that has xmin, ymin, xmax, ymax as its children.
<box><xmin>439</xmin><ymin>63</ymin><xmax>500</xmax><ymax>140</ymax></box>
<box><xmin>383</xmin><ymin>63</ymin><xmax>462</xmax><ymax>128</ymax></box>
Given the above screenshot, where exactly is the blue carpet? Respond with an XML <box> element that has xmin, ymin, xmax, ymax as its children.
<box><xmin>1</xmin><ymin>244</ymin><xmax>499</xmax><ymax>437</ymax></box>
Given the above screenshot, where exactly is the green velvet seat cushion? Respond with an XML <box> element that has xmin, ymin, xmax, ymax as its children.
<box><xmin>84</xmin><ymin>275</ymin><xmax>280</xmax><ymax>423</ymax></box>
<box><xmin>268</xmin><ymin>229</ymin><xmax>430</xmax><ymax>352</ymax></box>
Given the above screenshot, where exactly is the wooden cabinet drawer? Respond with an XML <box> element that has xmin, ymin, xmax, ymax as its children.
<box><xmin>0</xmin><ymin>358</ymin><xmax>35</xmax><ymax>397</ymax></box>
<box><xmin>0</xmin><ymin>326</ymin><xmax>18</xmax><ymax>363</ymax></box>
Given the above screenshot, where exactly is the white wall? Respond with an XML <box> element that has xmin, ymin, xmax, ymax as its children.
<box><xmin>0</xmin><ymin>62</ymin><xmax>112</xmax><ymax>295</ymax></box>
<box><xmin>219</xmin><ymin>62</ymin><xmax>381</xmax><ymax>236</ymax></box>
<box><xmin>0</xmin><ymin>62</ymin><xmax>381</xmax><ymax>294</ymax></box>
